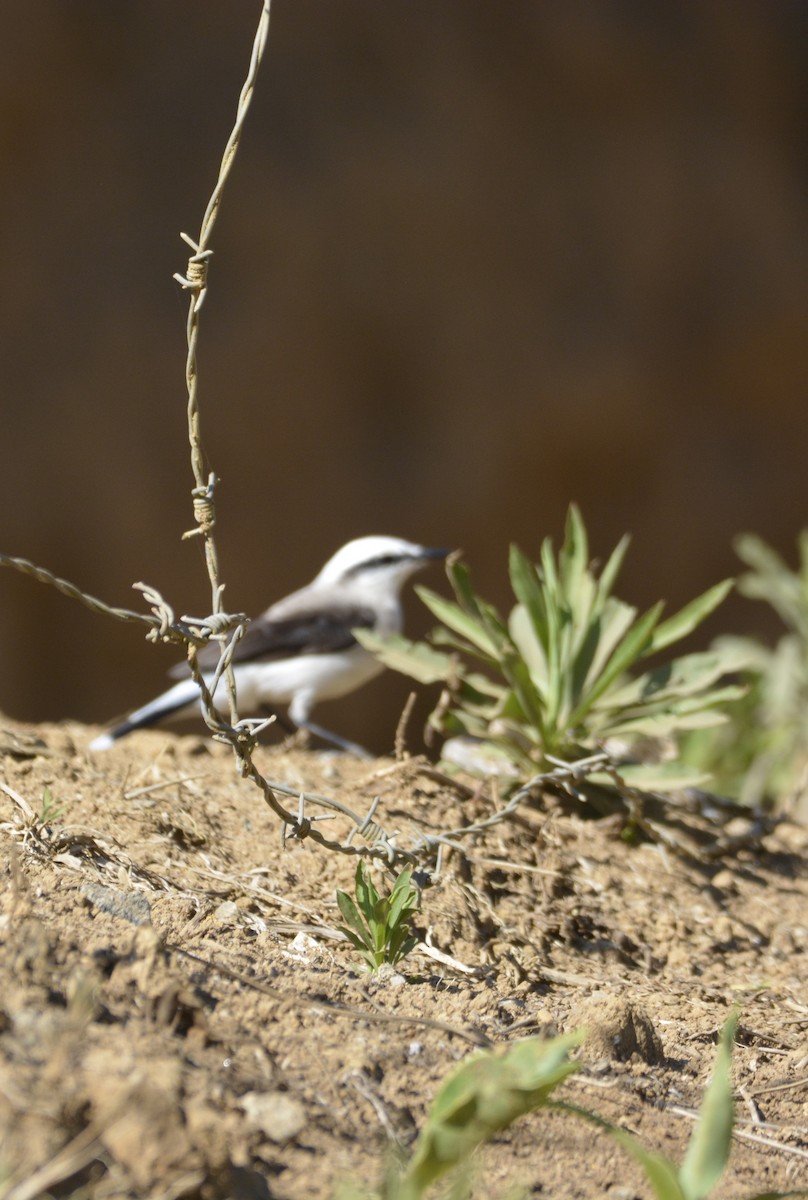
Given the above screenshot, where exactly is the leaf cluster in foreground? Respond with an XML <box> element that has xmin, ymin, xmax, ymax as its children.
<box><xmin>342</xmin><ymin>1014</ymin><xmax>803</xmax><ymax>1200</ymax></box>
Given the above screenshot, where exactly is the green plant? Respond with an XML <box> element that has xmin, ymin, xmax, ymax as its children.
<box><xmin>360</xmin><ymin>506</ymin><xmax>744</xmax><ymax>793</ymax></box>
<box><xmin>336</xmin><ymin>862</ymin><xmax>421</xmax><ymax>973</ymax></box>
<box><xmin>38</xmin><ymin>786</ymin><xmax>64</xmax><ymax>825</ymax></box>
<box><xmin>389</xmin><ymin>1032</ymin><xmax>582</xmax><ymax>1200</ymax></box>
<box><xmin>344</xmin><ymin>1016</ymin><xmax>803</xmax><ymax>1200</ymax></box>
<box><xmin>682</xmin><ymin>531</ymin><xmax>808</xmax><ymax>812</ymax></box>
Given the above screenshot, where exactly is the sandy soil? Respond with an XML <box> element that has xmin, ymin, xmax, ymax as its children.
<box><xmin>1</xmin><ymin>717</ymin><xmax>807</xmax><ymax>1200</ymax></box>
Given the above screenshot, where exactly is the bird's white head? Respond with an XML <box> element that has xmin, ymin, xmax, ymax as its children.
<box><xmin>315</xmin><ymin>535</ymin><xmax>449</xmax><ymax>593</ymax></box>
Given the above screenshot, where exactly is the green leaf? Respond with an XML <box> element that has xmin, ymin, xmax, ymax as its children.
<box><xmin>648</xmin><ymin>579</ymin><xmax>733</xmax><ymax>654</ymax></box>
<box><xmin>735</xmin><ymin>532</ymin><xmax>791</xmax><ymax>579</ymax></box>
<box><xmin>567</xmin><ymin>601</ymin><xmax>663</xmax><ymax>727</ymax></box>
<box><xmin>679</xmin><ymin>1012</ymin><xmax>738</xmax><ymax>1200</ymax></box>
<box><xmin>744</xmin><ymin>1194</ymin><xmax>808</xmax><ymax>1199</ymax></box>
<box><xmin>560</xmin><ymin>506</ymin><xmax>599</xmax><ymax>659</ymax></box>
<box><xmin>566</xmin><ymin>571</ymin><xmax>598</xmax><ymax>663</ymax></box>
<box><xmin>610</xmin><ymin>1128</ymin><xmax>688</xmax><ymax>1200</ymax></box>
<box><xmin>387</xmin><ymin>870</ymin><xmax>418</xmax><ymax>929</ymax></box>
<box><xmin>538</xmin><ymin>537</ymin><xmax>565</xmax><ymax>716</ymax></box>
<box><xmin>338</xmin><ymin>927</ymin><xmax>369</xmax><ymax>955</ymax></box>
<box><xmin>508</xmin><ymin>604</ymin><xmax>550</xmax><ymax>696</ymax></box>
<box><xmin>448</xmin><ymin>559</ymin><xmax>511</xmax><ymax>647</ymax></box>
<box><xmin>597</xmin><ymin>761</ymin><xmax>712</xmax><ymax>792</ymax></box>
<box><xmin>416</xmin><ymin>586</ymin><xmax>499</xmax><ymax>658</ymax></box>
<box><xmin>336</xmin><ymin>889</ymin><xmax>371</xmax><ymax>944</ymax></box>
<box><xmin>735</xmin><ymin>534</ymin><xmax>808</xmax><ymax>636</ymax></box>
<box><xmin>509</xmin><ymin>545</ymin><xmax>549</xmax><ymax>651</ymax></box>
<box><xmin>399</xmin><ymin>1034</ymin><xmax>582</xmax><ymax>1200</ymax></box>
<box><xmin>604</xmin><ymin>647</ymin><xmax>750</xmax><ymax>711</ymax></box>
<box><xmin>559</xmin><ymin>504</ymin><xmax>589</xmax><ymax>597</ymax></box>
<box><xmin>446</xmin><ymin>556</ymin><xmax>488</xmax><ymax>616</ymax></box>
<box><xmin>354</xmin><ymin>629</ymin><xmax>454</xmax><ymax>684</ymax></box>
<box><xmin>499</xmin><ymin>651</ymin><xmax>549</xmax><ymax>747</ymax></box>
<box><xmin>354</xmin><ymin>861</ymin><xmax>380</xmax><ymax>919</ymax></box>
<box><xmin>553</xmin><ymin>1102</ymin><xmax>686</xmax><ymax>1200</ymax></box>
<box><xmin>391</xmin><ymin>933</ymin><xmax>420</xmax><ymax>964</ymax></box>
<box><xmin>594</xmin><ymin>533</ymin><xmax>631</xmax><ymax>605</ymax></box>
<box><xmin>603</xmin><ymin>703</ymin><xmax>736</xmax><ymax>742</ymax></box>
<box><xmin>576</xmin><ymin>597</ymin><xmax>638</xmax><ymax>697</ymax></box>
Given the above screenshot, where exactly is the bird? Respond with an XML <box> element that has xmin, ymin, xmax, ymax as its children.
<box><xmin>89</xmin><ymin>535</ymin><xmax>448</xmax><ymax>755</ymax></box>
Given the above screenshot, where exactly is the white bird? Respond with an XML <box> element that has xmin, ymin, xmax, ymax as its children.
<box><xmin>89</xmin><ymin>535</ymin><xmax>448</xmax><ymax>755</ymax></box>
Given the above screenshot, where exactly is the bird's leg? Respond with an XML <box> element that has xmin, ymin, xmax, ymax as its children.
<box><xmin>260</xmin><ymin>704</ymin><xmax>296</xmax><ymax>735</ymax></box>
<box><xmin>281</xmin><ymin>725</ymin><xmax>312</xmax><ymax>753</ymax></box>
<box><xmin>258</xmin><ymin>704</ymin><xmax>309</xmax><ymax>753</ymax></box>
<box><xmin>296</xmin><ymin>718</ymin><xmax>374</xmax><ymax>760</ymax></box>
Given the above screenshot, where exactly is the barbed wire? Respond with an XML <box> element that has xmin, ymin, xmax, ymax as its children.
<box><xmin>406</xmin><ymin>753</ymin><xmax>612</xmax><ymax>862</ymax></box>
<box><xmin>172</xmin><ymin>0</ymin><xmax>272</xmax><ymax>723</ymax></box>
<box><xmin>0</xmin><ymin>552</ymin><xmax>245</xmax><ymax>650</ymax></box>
<box><xmin>2</xmin><ymin>0</ymin><xmax>535</xmax><ymax>871</ymax></box>
<box><xmin>161</xmin><ymin>1</ymin><xmax>422</xmax><ymax>863</ymax></box>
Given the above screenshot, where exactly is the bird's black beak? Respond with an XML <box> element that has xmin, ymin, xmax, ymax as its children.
<box><xmin>420</xmin><ymin>546</ymin><xmax>451</xmax><ymax>561</ymax></box>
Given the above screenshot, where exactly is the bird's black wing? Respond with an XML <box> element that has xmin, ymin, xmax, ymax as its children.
<box><xmin>168</xmin><ymin>606</ymin><xmax>377</xmax><ymax>678</ymax></box>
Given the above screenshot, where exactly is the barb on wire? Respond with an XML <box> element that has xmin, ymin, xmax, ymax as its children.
<box><xmin>182</xmin><ymin>472</ymin><xmax>218</xmax><ymax>540</ymax></box>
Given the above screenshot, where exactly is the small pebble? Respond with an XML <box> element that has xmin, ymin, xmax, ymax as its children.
<box><xmin>213</xmin><ymin>900</ymin><xmax>240</xmax><ymax>925</ymax></box>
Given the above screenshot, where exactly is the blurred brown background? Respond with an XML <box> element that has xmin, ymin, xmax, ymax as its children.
<box><xmin>1</xmin><ymin>1</ymin><xmax>807</xmax><ymax>753</ymax></box>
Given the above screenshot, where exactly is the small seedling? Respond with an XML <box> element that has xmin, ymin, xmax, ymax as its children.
<box><xmin>38</xmin><ymin>786</ymin><xmax>64</xmax><ymax>825</ymax></box>
<box><xmin>336</xmin><ymin>862</ymin><xmax>421</xmax><ymax>973</ymax></box>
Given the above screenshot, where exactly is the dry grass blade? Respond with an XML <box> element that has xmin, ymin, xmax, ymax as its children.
<box><xmin>0</xmin><ymin>1122</ymin><xmax>106</xmax><ymax>1200</ymax></box>
<box><xmin>669</xmin><ymin>1105</ymin><xmax>808</xmax><ymax>1164</ymax></box>
<box><xmin>0</xmin><ymin>780</ymin><xmax>36</xmax><ymax>822</ymax></box>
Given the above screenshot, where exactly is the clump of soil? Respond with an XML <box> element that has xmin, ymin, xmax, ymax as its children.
<box><xmin>567</xmin><ymin>994</ymin><xmax>666</xmax><ymax>1065</ymax></box>
<box><xmin>1</xmin><ymin>717</ymin><xmax>807</xmax><ymax>1199</ymax></box>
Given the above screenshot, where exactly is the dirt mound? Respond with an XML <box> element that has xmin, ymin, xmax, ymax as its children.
<box><xmin>1</xmin><ymin>718</ymin><xmax>807</xmax><ymax>1198</ymax></box>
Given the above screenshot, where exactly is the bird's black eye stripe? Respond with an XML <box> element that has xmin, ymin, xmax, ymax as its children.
<box><xmin>345</xmin><ymin>552</ymin><xmax>410</xmax><ymax>577</ymax></box>
<box><xmin>369</xmin><ymin>553</ymin><xmax>406</xmax><ymax>568</ymax></box>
